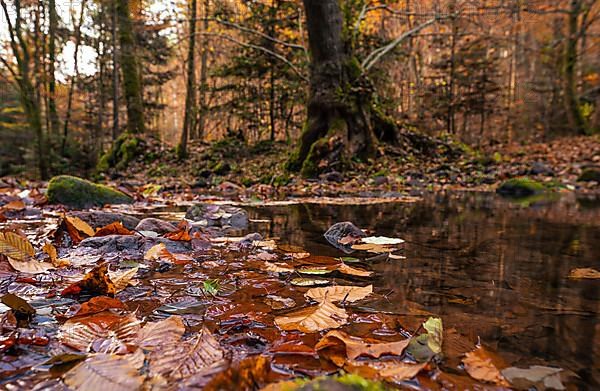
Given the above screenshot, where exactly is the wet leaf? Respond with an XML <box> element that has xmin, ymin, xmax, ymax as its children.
<box><xmin>0</xmin><ymin>231</ymin><xmax>35</xmax><ymax>261</ymax></box>
<box><xmin>278</xmin><ymin>244</ymin><xmax>310</xmax><ymax>259</ymax></box>
<box><xmin>305</xmin><ymin>284</ymin><xmax>373</xmax><ymax>303</ymax></box>
<box><xmin>264</xmin><ymin>261</ymin><xmax>294</xmax><ymax>273</ymax></box>
<box><xmin>108</xmin><ymin>267</ymin><xmax>139</xmax><ymax>292</ymax></box>
<box><xmin>149</xmin><ymin>326</ymin><xmax>227</xmax><ymax>380</ymax></box>
<box><xmin>94</xmin><ymin>222</ymin><xmax>133</xmax><ymax>236</ymax></box>
<box><xmin>1</xmin><ymin>293</ymin><xmax>35</xmax><ymax>327</ymax></box>
<box><xmin>501</xmin><ymin>365</ymin><xmax>566</xmax><ymax>390</ymax></box>
<box><xmin>164</xmin><ymin>221</ymin><xmax>191</xmax><ymax>241</ymax></box>
<box><xmin>336</xmin><ymin>263</ymin><xmax>372</xmax><ymax>277</ymax></box>
<box><xmin>60</xmin><ymin>312</ymin><xmax>140</xmax><ymax>353</ymax></box>
<box><xmin>137</xmin><ymin>315</ymin><xmax>186</xmax><ymax>351</ymax></box>
<box><xmin>351</xmin><ymin>243</ymin><xmax>394</xmax><ymax>253</ymax></box>
<box><xmin>298</xmin><ymin>266</ymin><xmax>332</xmax><ymax>275</ymax></box>
<box><xmin>275</xmin><ymin>299</ymin><xmax>348</xmax><ymax>332</ymax></box>
<box><xmin>264</xmin><ymin>295</ymin><xmax>296</xmax><ymax>310</ymax></box>
<box><xmin>61</xmin><ymin>264</ymin><xmax>117</xmax><ymax>297</ymax></box>
<box><xmin>203</xmin><ymin>279</ymin><xmax>220</xmax><ymax>295</ymax></box>
<box><xmin>69</xmin><ymin>296</ymin><xmax>127</xmax><ymax>318</ymax></box>
<box><xmin>373</xmin><ymin>361</ymin><xmax>427</xmax><ymax>382</ymax></box>
<box><xmin>42</xmin><ymin>242</ymin><xmax>70</xmax><ymax>267</ymax></box>
<box><xmin>290</xmin><ymin>278</ymin><xmax>329</xmax><ymax>287</ymax></box>
<box><xmin>462</xmin><ymin>346</ymin><xmax>509</xmax><ymax>386</ymax></box>
<box><xmin>63</xmin><ymin>351</ymin><xmax>145</xmax><ymax>391</ymax></box>
<box><xmin>407</xmin><ymin>317</ymin><xmax>443</xmax><ymax>362</ymax></box>
<box><xmin>316</xmin><ymin>330</ymin><xmax>410</xmax><ymax>362</ymax></box>
<box><xmin>568</xmin><ymin>267</ymin><xmax>600</xmax><ymax>279</ymax></box>
<box><xmin>144</xmin><ymin>243</ymin><xmax>166</xmax><ymax>260</ymax></box>
<box><xmin>2</xmin><ymin>200</ymin><xmax>26</xmax><ymax>211</ymax></box>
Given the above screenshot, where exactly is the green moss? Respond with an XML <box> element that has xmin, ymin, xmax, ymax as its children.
<box><xmin>300</xmin><ymin>138</ymin><xmax>328</xmax><ymax>178</ymax></box>
<box><xmin>96</xmin><ymin>133</ymin><xmax>141</xmax><ymax>173</ymax></box>
<box><xmin>211</xmin><ymin>161</ymin><xmax>231</xmax><ymax>175</ymax></box>
<box><xmin>496</xmin><ymin>177</ymin><xmax>546</xmax><ymax>198</ymax></box>
<box><xmin>47</xmin><ymin>175</ymin><xmax>133</xmax><ymax>208</ymax></box>
<box><xmin>345</xmin><ymin>57</ymin><xmax>362</xmax><ymax>80</ymax></box>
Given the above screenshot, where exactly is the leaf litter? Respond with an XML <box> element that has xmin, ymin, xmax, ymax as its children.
<box><xmin>0</xmin><ymin>190</ymin><xmax>581</xmax><ymax>390</ymax></box>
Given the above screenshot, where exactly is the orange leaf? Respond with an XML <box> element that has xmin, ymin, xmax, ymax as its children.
<box><xmin>94</xmin><ymin>222</ymin><xmax>133</xmax><ymax>237</ymax></box>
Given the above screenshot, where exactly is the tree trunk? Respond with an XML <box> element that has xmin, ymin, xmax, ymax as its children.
<box><xmin>564</xmin><ymin>0</ymin><xmax>587</xmax><ymax>134</ymax></box>
<box><xmin>116</xmin><ymin>0</ymin><xmax>144</xmax><ymax>134</ymax></box>
<box><xmin>196</xmin><ymin>0</ymin><xmax>210</xmax><ymax>141</ymax></box>
<box><xmin>47</xmin><ymin>0</ymin><xmax>60</xmax><ymax>137</ymax></box>
<box><xmin>287</xmin><ymin>0</ymin><xmax>378</xmax><ymax>177</ymax></box>
<box><xmin>177</xmin><ymin>0</ymin><xmax>197</xmax><ymax>159</ymax></box>
<box><xmin>112</xmin><ymin>0</ymin><xmax>120</xmax><ymax>140</ymax></box>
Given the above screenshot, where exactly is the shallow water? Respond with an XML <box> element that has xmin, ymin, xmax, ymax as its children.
<box><xmin>240</xmin><ymin>192</ymin><xmax>599</xmax><ymax>388</ymax></box>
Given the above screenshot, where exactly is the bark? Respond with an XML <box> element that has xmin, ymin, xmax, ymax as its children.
<box><xmin>177</xmin><ymin>0</ymin><xmax>197</xmax><ymax>159</ymax></box>
<box><xmin>112</xmin><ymin>1</ymin><xmax>120</xmax><ymax>140</ymax></box>
<box><xmin>116</xmin><ymin>0</ymin><xmax>144</xmax><ymax>134</ymax></box>
<box><xmin>288</xmin><ymin>0</ymin><xmax>378</xmax><ymax>177</ymax></box>
<box><xmin>47</xmin><ymin>0</ymin><xmax>60</xmax><ymax>137</ymax></box>
<box><xmin>196</xmin><ymin>0</ymin><xmax>210</xmax><ymax>141</ymax></box>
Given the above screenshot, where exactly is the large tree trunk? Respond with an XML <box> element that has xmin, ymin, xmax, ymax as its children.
<box><xmin>287</xmin><ymin>0</ymin><xmax>378</xmax><ymax>177</ymax></box>
<box><xmin>177</xmin><ymin>0</ymin><xmax>197</xmax><ymax>159</ymax></box>
<box><xmin>116</xmin><ymin>0</ymin><xmax>144</xmax><ymax>134</ymax></box>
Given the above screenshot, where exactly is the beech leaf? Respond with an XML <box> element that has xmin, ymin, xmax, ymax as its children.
<box><xmin>305</xmin><ymin>284</ymin><xmax>373</xmax><ymax>303</ymax></box>
<box><xmin>0</xmin><ymin>231</ymin><xmax>35</xmax><ymax>261</ymax></box>
<box><xmin>316</xmin><ymin>330</ymin><xmax>410</xmax><ymax>362</ymax></box>
<box><xmin>63</xmin><ymin>351</ymin><xmax>145</xmax><ymax>391</ymax></box>
<box><xmin>462</xmin><ymin>346</ymin><xmax>509</xmax><ymax>386</ymax></box>
<box><xmin>137</xmin><ymin>315</ymin><xmax>186</xmax><ymax>351</ymax></box>
<box><xmin>274</xmin><ymin>299</ymin><xmax>348</xmax><ymax>332</ymax></box>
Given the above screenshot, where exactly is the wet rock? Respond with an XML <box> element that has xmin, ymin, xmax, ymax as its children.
<box><xmin>47</xmin><ymin>175</ymin><xmax>133</xmax><ymax>208</ymax></box>
<box><xmin>577</xmin><ymin>167</ymin><xmax>600</xmax><ymax>182</ymax></box>
<box><xmin>185</xmin><ymin>204</ymin><xmax>248</xmax><ymax>229</ymax></box>
<box><xmin>70</xmin><ymin>211</ymin><xmax>140</xmax><ymax>230</ymax></box>
<box><xmin>324</xmin><ymin>222</ymin><xmax>366</xmax><ymax>251</ymax></box>
<box><xmin>135</xmin><ymin>218</ymin><xmax>177</xmax><ymax>234</ymax></box>
<box><xmin>321</xmin><ymin>171</ymin><xmax>343</xmax><ymax>183</ymax></box>
<box><xmin>496</xmin><ymin>177</ymin><xmax>545</xmax><ymax>197</ymax></box>
<box><xmin>529</xmin><ymin>162</ymin><xmax>554</xmax><ymax>176</ymax></box>
<box><xmin>192</xmin><ymin>178</ymin><xmax>209</xmax><ymax>188</ymax></box>
<box><xmin>150</xmin><ymin>238</ymin><xmax>192</xmax><ymax>253</ymax></box>
<box><xmin>373</xmin><ymin>176</ymin><xmax>388</xmax><ymax>186</ymax></box>
<box><xmin>79</xmin><ymin>235</ymin><xmax>143</xmax><ymax>253</ymax></box>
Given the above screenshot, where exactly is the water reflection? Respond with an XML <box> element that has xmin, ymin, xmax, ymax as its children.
<box><xmin>245</xmin><ymin>192</ymin><xmax>600</xmax><ymax>388</ymax></box>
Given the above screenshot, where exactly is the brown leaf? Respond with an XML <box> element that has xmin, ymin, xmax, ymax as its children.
<box><xmin>136</xmin><ymin>315</ymin><xmax>186</xmax><ymax>351</ymax></box>
<box><xmin>63</xmin><ymin>351</ymin><xmax>145</xmax><ymax>391</ymax></box>
<box><xmin>2</xmin><ymin>200</ymin><xmax>26</xmax><ymax>211</ymax></box>
<box><xmin>68</xmin><ymin>296</ymin><xmax>127</xmax><ymax>318</ymax></box>
<box><xmin>336</xmin><ymin>263</ymin><xmax>373</xmax><ymax>277</ymax></box>
<box><xmin>42</xmin><ymin>242</ymin><xmax>69</xmax><ymax>267</ymax></box>
<box><xmin>0</xmin><ymin>231</ymin><xmax>35</xmax><ymax>261</ymax></box>
<box><xmin>65</xmin><ymin>215</ymin><xmax>95</xmax><ymax>240</ymax></box>
<box><xmin>305</xmin><ymin>285</ymin><xmax>373</xmax><ymax>303</ymax></box>
<box><xmin>108</xmin><ymin>267</ymin><xmax>138</xmax><ymax>292</ymax></box>
<box><xmin>144</xmin><ymin>243</ymin><xmax>166</xmax><ymax>260</ymax></box>
<box><xmin>94</xmin><ymin>222</ymin><xmax>133</xmax><ymax>237</ymax></box>
<box><xmin>316</xmin><ymin>330</ymin><xmax>410</xmax><ymax>363</ymax></box>
<box><xmin>462</xmin><ymin>346</ymin><xmax>510</xmax><ymax>386</ymax></box>
<box><xmin>274</xmin><ymin>300</ymin><xmax>348</xmax><ymax>333</ymax></box>
<box><xmin>7</xmin><ymin>257</ymin><xmax>53</xmax><ymax>274</ymax></box>
<box><xmin>369</xmin><ymin>361</ymin><xmax>427</xmax><ymax>382</ymax></box>
<box><xmin>264</xmin><ymin>261</ymin><xmax>294</xmax><ymax>273</ymax></box>
<box><xmin>149</xmin><ymin>326</ymin><xmax>226</xmax><ymax>380</ymax></box>
<box><xmin>163</xmin><ymin>221</ymin><xmax>191</xmax><ymax>241</ymax></box>
<box><xmin>61</xmin><ymin>264</ymin><xmax>117</xmax><ymax>297</ymax></box>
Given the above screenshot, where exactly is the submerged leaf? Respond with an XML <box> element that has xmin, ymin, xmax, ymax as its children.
<box><xmin>305</xmin><ymin>285</ymin><xmax>373</xmax><ymax>303</ymax></box>
<box><xmin>60</xmin><ymin>312</ymin><xmax>140</xmax><ymax>353</ymax></box>
<box><xmin>275</xmin><ymin>300</ymin><xmax>348</xmax><ymax>333</ymax></box>
<box><xmin>137</xmin><ymin>315</ymin><xmax>186</xmax><ymax>351</ymax></box>
<box><xmin>462</xmin><ymin>346</ymin><xmax>509</xmax><ymax>386</ymax></box>
<box><xmin>108</xmin><ymin>267</ymin><xmax>139</xmax><ymax>292</ymax></box>
<box><xmin>316</xmin><ymin>330</ymin><xmax>410</xmax><ymax>362</ymax></box>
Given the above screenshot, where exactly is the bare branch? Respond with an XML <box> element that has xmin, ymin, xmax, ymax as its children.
<box><xmin>362</xmin><ymin>17</ymin><xmax>436</xmax><ymax>71</ymax></box>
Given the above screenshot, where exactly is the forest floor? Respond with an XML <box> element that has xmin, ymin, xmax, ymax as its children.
<box><xmin>109</xmin><ymin>134</ymin><xmax>600</xmax><ymax>201</ymax></box>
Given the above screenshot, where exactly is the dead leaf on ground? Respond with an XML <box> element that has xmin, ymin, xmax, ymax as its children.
<box><xmin>336</xmin><ymin>263</ymin><xmax>373</xmax><ymax>277</ymax></box>
<box><xmin>277</xmin><ymin>244</ymin><xmax>310</xmax><ymax>259</ymax></box>
<box><xmin>305</xmin><ymin>284</ymin><xmax>373</xmax><ymax>303</ymax></box>
<box><xmin>61</xmin><ymin>263</ymin><xmax>117</xmax><ymax>297</ymax></box>
<box><xmin>316</xmin><ymin>330</ymin><xmax>410</xmax><ymax>365</ymax></box>
<box><xmin>108</xmin><ymin>267</ymin><xmax>139</xmax><ymax>292</ymax></box>
<box><xmin>0</xmin><ymin>231</ymin><xmax>35</xmax><ymax>261</ymax></box>
<box><xmin>64</xmin><ymin>215</ymin><xmax>95</xmax><ymax>243</ymax></box>
<box><xmin>1</xmin><ymin>200</ymin><xmax>26</xmax><ymax>211</ymax></box>
<box><xmin>351</xmin><ymin>243</ymin><xmax>395</xmax><ymax>253</ymax></box>
<box><xmin>67</xmin><ymin>296</ymin><xmax>127</xmax><ymax>318</ymax></box>
<box><xmin>568</xmin><ymin>267</ymin><xmax>600</xmax><ymax>279</ymax></box>
<box><xmin>94</xmin><ymin>222</ymin><xmax>133</xmax><ymax>237</ymax></box>
<box><xmin>163</xmin><ymin>221</ymin><xmax>191</xmax><ymax>241</ymax></box>
<box><xmin>462</xmin><ymin>346</ymin><xmax>509</xmax><ymax>386</ymax></box>
<box><xmin>136</xmin><ymin>315</ymin><xmax>186</xmax><ymax>351</ymax></box>
<box><xmin>42</xmin><ymin>242</ymin><xmax>70</xmax><ymax>267</ymax></box>
<box><xmin>501</xmin><ymin>365</ymin><xmax>566</xmax><ymax>390</ymax></box>
<box><xmin>7</xmin><ymin>256</ymin><xmax>53</xmax><ymax>274</ymax></box>
<box><xmin>149</xmin><ymin>326</ymin><xmax>227</xmax><ymax>380</ymax></box>
<box><xmin>290</xmin><ymin>277</ymin><xmax>329</xmax><ymax>287</ymax></box>
<box><xmin>275</xmin><ymin>299</ymin><xmax>348</xmax><ymax>333</ymax></box>
<box><xmin>264</xmin><ymin>261</ymin><xmax>294</xmax><ymax>273</ymax></box>
<box><xmin>63</xmin><ymin>351</ymin><xmax>145</xmax><ymax>391</ymax></box>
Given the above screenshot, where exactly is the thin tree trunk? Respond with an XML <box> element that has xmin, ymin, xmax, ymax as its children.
<box><xmin>62</xmin><ymin>0</ymin><xmax>87</xmax><ymax>155</ymax></box>
<box><xmin>178</xmin><ymin>0</ymin><xmax>197</xmax><ymax>159</ymax></box>
<box><xmin>196</xmin><ymin>0</ymin><xmax>210</xmax><ymax>141</ymax></box>
<box><xmin>112</xmin><ymin>0</ymin><xmax>120</xmax><ymax>140</ymax></box>
<box><xmin>564</xmin><ymin>0</ymin><xmax>586</xmax><ymax>134</ymax></box>
<box><xmin>116</xmin><ymin>0</ymin><xmax>144</xmax><ymax>134</ymax></box>
<box><xmin>48</xmin><ymin>0</ymin><xmax>60</xmax><ymax>137</ymax></box>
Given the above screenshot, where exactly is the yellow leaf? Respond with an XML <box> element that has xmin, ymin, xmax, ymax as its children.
<box><xmin>462</xmin><ymin>346</ymin><xmax>509</xmax><ymax>386</ymax></box>
<box><xmin>0</xmin><ymin>231</ymin><xmax>35</xmax><ymax>261</ymax></box>
<box><xmin>144</xmin><ymin>243</ymin><xmax>166</xmax><ymax>260</ymax></box>
<box><xmin>65</xmin><ymin>215</ymin><xmax>95</xmax><ymax>237</ymax></box>
<box><xmin>336</xmin><ymin>263</ymin><xmax>372</xmax><ymax>277</ymax></box>
<box><xmin>568</xmin><ymin>267</ymin><xmax>600</xmax><ymax>279</ymax></box>
<box><xmin>108</xmin><ymin>267</ymin><xmax>139</xmax><ymax>292</ymax></box>
<box><xmin>275</xmin><ymin>299</ymin><xmax>348</xmax><ymax>332</ymax></box>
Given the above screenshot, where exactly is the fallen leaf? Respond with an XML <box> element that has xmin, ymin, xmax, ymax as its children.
<box><xmin>501</xmin><ymin>365</ymin><xmax>566</xmax><ymax>390</ymax></box>
<box><xmin>42</xmin><ymin>242</ymin><xmax>70</xmax><ymax>267</ymax></box>
<box><xmin>137</xmin><ymin>315</ymin><xmax>186</xmax><ymax>351</ymax></box>
<box><xmin>264</xmin><ymin>261</ymin><xmax>294</xmax><ymax>273</ymax></box>
<box><xmin>336</xmin><ymin>263</ymin><xmax>372</xmax><ymax>277</ymax></box>
<box><xmin>63</xmin><ymin>351</ymin><xmax>145</xmax><ymax>391</ymax></box>
<box><xmin>164</xmin><ymin>221</ymin><xmax>191</xmax><ymax>241</ymax></box>
<box><xmin>278</xmin><ymin>244</ymin><xmax>310</xmax><ymax>259</ymax></box>
<box><xmin>68</xmin><ymin>296</ymin><xmax>127</xmax><ymax>318</ymax></box>
<box><xmin>149</xmin><ymin>326</ymin><xmax>226</xmax><ymax>380</ymax></box>
<box><xmin>568</xmin><ymin>267</ymin><xmax>600</xmax><ymax>279</ymax></box>
<box><xmin>7</xmin><ymin>257</ymin><xmax>53</xmax><ymax>274</ymax></box>
<box><xmin>290</xmin><ymin>278</ymin><xmax>329</xmax><ymax>287</ymax></box>
<box><xmin>306</xmin><ymin>285</ymin><xmax>373</xmax><ymax>303</ymax></box>
<box><xmin>144</xmin><ymin>243</ymin><xmax>166</xmax><ymax>260</ymax></box>
<box><xmin>407</xmin><ymin>317</ymin><xmax>443</xmax><ymax>362</ymax></box>
<box><xmin>298</xmin><ymin>266</ymin><xmax>333</xmax><ymax>275</ymax></box>
<box><xmin>2</xmin><ymin>200</ymin><xmax>25</xmax><ymax>211</ymax></box>
<box><xmin>1</xmin><ymin>293</ymin><xmax>35</xmax><ymax>327</ymax></box>
<box><xmin>94</xmin><ymin>222</ymin><xmax>133</xmax><ymax>237</ymax></box>
<box><xmin>371</xmin><ymin>361</ymin><xmax>427</xmax><ymax>382</ymax></box>
<box><xmin>108</xmin><ymin>267</ymin><xmax>139</xmax><ymax>292</ymax></box>
<box><xmin>264</xmin><ymin>295</ymin><xmax>296</xmax><ymax>310</ymax></box>
<box><xmin>462</xmin><ymin>346</ymin><xmax>509</xmax><ymax>386</ymax></box>
<box><xmin>0</xmin><ymin>231</ymin><xmax>35</xmax><ymax>261</ymax></box>
<box><xmin>316</xmin><ymin>330</ymin><xmax>410</xmax><ymax>362</ymax></box>
<box><xmin>275</xmin><ymin>299</ymin><xmax>348</xmax><ymax>332</ymax></box>
<box><xmin>65</xmin><ymin>215</ymin><xmax>95</xmax><ymax>237</ymax></box>
<box><xmin>351</xmin><ymin>243</ymin><xmax>394</xmax><ymax>253</ymax></box>
<box><xmin>61</xmin><ymin>263</ymin><xmax>117</xmax><ymax>297</ymax></box>
<box><xmin>60</xmin><ymin>312</ymin><xmax>140</xmax><ymax>353</ymax></box>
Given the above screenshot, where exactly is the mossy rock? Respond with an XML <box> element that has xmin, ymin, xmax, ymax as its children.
<box><xmin>496</xmin><ymin>177</ymin><xmax>545</xmax><ymax>198</ymax></box>
<box><xmin>578</xmin><ymin>167</ymin><xmax>600</xmax><ymax>182</ymax></box>
<box><xmin>276</xmin><ymin>373</ymin><xmax>388</xmax><ymax>391</ymax></box>
<box><xmin>47</xmin><ymin>175</ymin><xmax>133</xmax><ymax>208</ymax></box>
